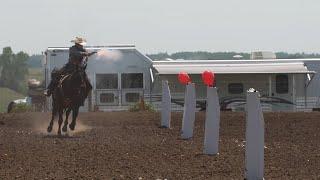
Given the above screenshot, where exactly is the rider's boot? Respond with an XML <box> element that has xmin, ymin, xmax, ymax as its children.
<box><xmin>44</xmin><ymin>89</ymin><xmax>52</xmax><ymax>97</ymax></box>
<box><xmin>44</xmin><ymin>80</ymin><xmax>55</xmax><ymax>97</ymax></box>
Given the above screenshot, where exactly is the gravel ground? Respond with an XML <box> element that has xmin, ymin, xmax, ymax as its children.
<box><xmin>0</xmin><ymin>112</ymin><xmax>319</xmax><ymax>179</ymax></box>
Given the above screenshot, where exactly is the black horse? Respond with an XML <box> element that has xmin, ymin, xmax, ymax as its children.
<box><xmin>47</xmin><ymin>67</ymin><xmax>88</xmax><ymax>135</ymax></box>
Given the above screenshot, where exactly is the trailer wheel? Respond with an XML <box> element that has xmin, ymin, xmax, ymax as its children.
<box><xmin>7</xmin><ymin>101</ymin><xmax>15</xmax><ymax>113</ymax></box>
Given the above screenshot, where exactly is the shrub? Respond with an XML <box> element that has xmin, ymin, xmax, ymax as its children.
<box><xmin>129</xmin><ymin>99</ymin><xmax>155</xmax><ymax>112</ymax></box>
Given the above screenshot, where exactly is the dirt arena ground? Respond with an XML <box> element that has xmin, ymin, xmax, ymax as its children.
<box><xmin>0</xmin><ymin>112</ymin><xmax>319</xmax><ymax>179</ymax></box>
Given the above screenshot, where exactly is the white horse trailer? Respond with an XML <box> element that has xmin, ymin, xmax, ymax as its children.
<box><xmin>44</xmin><ymin>45</ymin><xmax>153</xmax><ymax>112</ymax></box>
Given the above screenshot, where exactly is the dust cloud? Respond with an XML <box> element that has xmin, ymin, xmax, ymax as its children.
<box><xmin>30</xmin><ymin>113</ymin><xmax>91</xmax><ymax>136</ymax></box>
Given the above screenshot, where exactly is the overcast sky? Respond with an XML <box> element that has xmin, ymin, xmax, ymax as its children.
<box><xmin>0</xmin><ymin>0</ymin><xmax>319</xmax><ymax>54</ymax></box>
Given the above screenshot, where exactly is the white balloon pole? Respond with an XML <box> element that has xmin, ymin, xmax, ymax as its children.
<box><xmin>245</xmin><ymin>90</ymin><xmax>265</xmax><ymax>180</ymax></box>
<box><xmin>204</xmin><ymin>87</ymin><xmax>220</xmax><ymax>155</ymax></box>
<box><xmin>161</xmin><ymin>80</ymin><xmax>171</xmax><ymax>128</ymax></box>
<box><xmin>181</xmin><ymin>83</ymin><xmax>196</xmax><ymax>139</ymax></box>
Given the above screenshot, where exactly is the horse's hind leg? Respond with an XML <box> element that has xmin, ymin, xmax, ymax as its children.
<box><xmin>69</xmin><ymin>106</ymin><xmax>79</xmax><ymax>131</ymax></box>
<box><xmin>62</xmin><ymin>108</ymin><xmax>72</xmax><ymax>132</ymax></box>
<box><xmin>57</xmin><ymin>109</ymin><xmax>63</xmax><ymax>135</ymax></box>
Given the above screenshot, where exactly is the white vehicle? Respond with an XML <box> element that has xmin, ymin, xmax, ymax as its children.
<box><xmin>7</xmin><ymin>97</ymin><xmax>31</xmax><ymax>113</ymax></box>
<box><xmin>152</xmin><ymin>58</ymin><xmax>320</xmax><ymax>112</ymax></box>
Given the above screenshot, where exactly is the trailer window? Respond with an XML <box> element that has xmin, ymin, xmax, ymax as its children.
<box><xmin>121</xmin><ymin>73</ymin><xmax>143</xmax><ymax>89</ymax></box>
<box><xmin>276</xmin><ymin>74</ymin><xmax>288</xmax><ymax>94</ymax></box>
<box><xmin>100</xmin><ymin>93</ymin><xmax>115</xmax><ymax>103</ymax></box>
<box><xmin>96</xmin><ymin>74</ymin><xmax>118</xmax><ymax>89</ymax></box>
<box><xmin>228</xmin><ymin>83</ymin><xmax>244</xmax><ymax>94</ymax></box>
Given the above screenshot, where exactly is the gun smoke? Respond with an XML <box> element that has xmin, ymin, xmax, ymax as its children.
<box><xmin>95</xmin><ymin>49</ymin><xmax>123</xmax><ymax>61</ymax></box>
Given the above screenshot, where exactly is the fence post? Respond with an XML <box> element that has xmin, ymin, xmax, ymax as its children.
<box><xmin>204</xmin><ymin>87</ymin><xmax>220</xmax><ymax>155</ymax></box>
<box><xmin>181</xmin><ymin>83</ymin><xmax>196</xmax><ymax>139</ymax></box>
<box><xmin>161</xmin><ymin>80</ymin><xmax>171</xmax><ymax>128</ymax></box>
<box><xmin>245</xmin><ymin>91</ymin><xmax>264</xmax><ymax>180</ymax></box>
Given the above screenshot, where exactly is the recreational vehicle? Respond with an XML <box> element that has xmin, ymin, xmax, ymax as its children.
<box><xmin>152</xmin><ymin>59</ymin><xmax>320</xmax><ymax>112</ymax></box>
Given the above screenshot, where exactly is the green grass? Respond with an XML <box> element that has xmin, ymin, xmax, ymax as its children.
<box><xmin>0</xmin><ymin>68</ymin><xmax>44</xmax><ymax>112</ymax></box>
<box><xmin>28</xmin><ymin>68</ymin><xmax>44</xmax><ymax>82</ymax></box>
<box><xmin>0</xmin><ymin>87</ymin><xmax>25</xmax><ymax>113</ymax></box>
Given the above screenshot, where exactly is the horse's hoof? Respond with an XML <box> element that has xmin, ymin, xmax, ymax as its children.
<box><xmin>47</xmin><ymin>126</ymin><xmax>52</xmax><ymax>133</ymax></box>
<box><xmin>58</xmin><ymin>131</ymin><xmax>62</xmax><ymax>136</ymax></box>
<box><xmin>69</xmin><ymin>123</ymin><xmax>75</xmax><ymax>131</ymax></box>
<box><xmin>62</xmin><ymin>125</ymin><xmax>68</xmax><ymax>132</ymax></box>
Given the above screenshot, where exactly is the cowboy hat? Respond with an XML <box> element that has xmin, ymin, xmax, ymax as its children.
<box><xmin>70</xmin><ymin>37</ymin><xmax>87</xmax><ymax>46</ymax></box>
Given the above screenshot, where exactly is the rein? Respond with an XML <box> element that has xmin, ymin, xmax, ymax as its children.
<box><xmin>58</xmin><ymin>74</ymin><xmax>71</xmax><ymax>98</ymax></box>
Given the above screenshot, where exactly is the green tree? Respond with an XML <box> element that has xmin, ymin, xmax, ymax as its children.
<box><xmin>147</xmin><ymin>52</ymin><xmax>170</xmax><ymax>61</ymax></box>
<box><xmin>0</xmin><ymin>47</ymin><xmax>14</xmax><ymax>88</ymax></box>
<box><xmin>148</xmin><ymin>51</ymin><xmax>320</xmax><ymax>60</ymax></box>
<box><xmin>0</xmin><ymin>47</ymin><xmax>29</xmax><ymax>94</ymax></box>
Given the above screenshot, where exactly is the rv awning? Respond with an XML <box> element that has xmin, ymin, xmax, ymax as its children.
<box><xmin>152</xmin><ymin>62</ymin><xmax>315</xmax><ymax>74</ymax></box>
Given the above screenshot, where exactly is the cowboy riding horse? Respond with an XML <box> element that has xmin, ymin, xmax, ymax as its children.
<box><xmin>46</xmin><ymin>37</ymin><xmax>96</xmax><ymax>135</ymax></box>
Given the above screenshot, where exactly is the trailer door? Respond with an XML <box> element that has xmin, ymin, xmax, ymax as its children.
<box><xmin>95</xmin><ymin>73</ymin><xmax>120</xmax><ymax>106</ymax></box>
<box><xmin>121</xmin><ymin>73</ymin><xmax>144</xmax><ymax>105</ymax></box>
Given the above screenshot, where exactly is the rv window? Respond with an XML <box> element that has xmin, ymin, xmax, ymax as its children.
<box><xmin>100</xmin><ymin>93</ymin><xmax>115</xmax><ymax>103</ymax></box>
<box><xmin>228</xmin><ymin>83</ymin><xmax>244</xmax><ymax>94</ymax></box>
<box><xmin>96</xmin><ymin>74</ymin><xmax>118</xmax><ymax>89</ymax></box>
<box><xmin>125</xmin><ymin>93</ymin><xmax>140</xmax><ymax>103</ymax></box>
<box><xmin>121</xmin><ymin>73</ymin><xmax>143</xmax><ymax>89</ymax></box>
<box><xmin>276</xmin><ymin>74</ymin><xmax>288</xmax><ymax>94</ymax></box>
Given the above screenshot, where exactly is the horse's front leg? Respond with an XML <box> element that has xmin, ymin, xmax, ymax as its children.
<box><xmin>69</xmin><ymin>106</ymin><xmax>79</xmax><ymax>131</ymax></box>
<box><xmin>47</xmin><ymin>114</ymin><xmax>54</xmax><ymax>133</ymax></box>
<box><xmin>57</xmin><ymin>108</ymin><xmax>64</xmax><ymax>135</ymax></box>
<box><xmin>62</xmin><ymin>108</ymin><xmax>72</xmax><ymax>132</ymax></box>
<box><xmin>47</xmin><ymin>105</ymin><xmax>57</xmax><ymax>133</ymax></box>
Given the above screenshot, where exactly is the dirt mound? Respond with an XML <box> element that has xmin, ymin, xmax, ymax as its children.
<box><xmin>0</xmin><ymin>112</ymin><xmax>319</xmax><ymax>179</ymax></box>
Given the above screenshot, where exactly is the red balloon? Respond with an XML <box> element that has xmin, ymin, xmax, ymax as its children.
<box><xmin>202</xmin><ymin>70</ymin><xmax>215</xmax><ymax>87</ymax></box>
<box><xmin>178</xmin><ymin>72</ymin><xmax>191</xmax><ymax>85</ymax></box>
